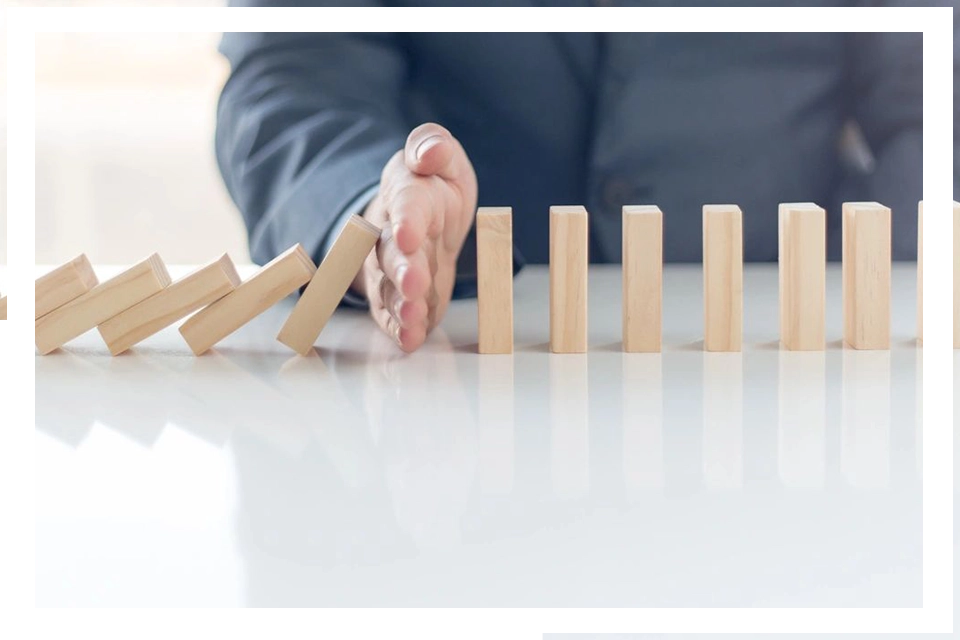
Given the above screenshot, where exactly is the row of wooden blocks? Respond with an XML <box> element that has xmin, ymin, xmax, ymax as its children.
<box><xmin>34</xmin><ymin>215</ymin><xmax>382</xmax><ymax>356</ymax></box>
<box><xmin>477</xmin><ymin>201</ymin><xmax>936</xmax><ymax>354</ymax></box>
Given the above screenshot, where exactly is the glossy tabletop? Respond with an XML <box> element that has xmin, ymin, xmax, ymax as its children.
<box><xmin>36</xmin><ymin>264</ymin><xmax>926</xmax><ymax>607</ymax></box>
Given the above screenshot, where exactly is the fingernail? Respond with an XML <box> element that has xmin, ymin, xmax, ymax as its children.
<box><xmin>393</xmin><ymin>296</ymin><xmax>405</xmax><ymax>322</ymax></box>
<box><xmin>393</xmin><ymin>323</ymin><xmax>403</xmax><ymax>345</ymax></box>
<box><xmin>415</xmin><ymin>135</ymin><xmax>443</xmax><ymax>161</ymax></box>
<box><xmin>396</xmin><ymin>264</ymin><xmax>408</xmax><ymax>289</ymax></box>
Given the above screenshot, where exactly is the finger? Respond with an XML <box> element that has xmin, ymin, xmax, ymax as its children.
<box><xmin>404</xmin><ymin>122</ymin><xmax>469</xmax><ymax>183</ymax></box>
<box><xmin>377</xmin><ymin>229</ymin><xmax>432</xmax><ymax>300</ymax></box>
<box><xmin>380</xmin><ymin>275</ymin><xmax>428</xmax><ymax>328</ymax></box>
<box><xmin>387</xmin><ymin>180</ymin><xmax>444</xmax><ymax>255</ymax></box>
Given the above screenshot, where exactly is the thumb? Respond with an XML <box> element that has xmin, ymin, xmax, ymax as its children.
<box><xmin>404</xmin><ymin>122</ymin><xmax>462</xmax><ymax>181</ymax></box>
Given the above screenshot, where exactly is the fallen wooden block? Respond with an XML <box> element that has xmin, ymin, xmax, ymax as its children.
<box><xmin>0</xmin><ymin>295</ymin><xmax>6</xmax><ymax>320</ymax></box>
<box><xmin>703</xmin><ymin>204</ymin><xmax>743</xmax><ymax>352</ymax></box>
<box><xmin>550</xmin><ymin>205</ymin><xmax>589</xmax><ymax>353</ymax></box>
<box><xmin>180</xmin><ymin>244</ymin><xmax>316</xmax><ymax>355</ymax></box>
<box><xmin>842</xmin><ymin>201</ymin><xmax>891</xmax><ymax>350</ymax></box>
<box><xmin>622</xmin><ymin>205</ymin><xmax>662</xmax><ymax>352</ymax></box>
<box><xmin>35</xmin><ymin>254</ymin><xmax>99</xmax><ymax>319</ymax></box>
<box><xmin>476</xmin><ymin>207</ymin><xmax>514</xmax><ymax>354</ymax></box>
<box><xmin>98</xmin><ymin>254</ymin><xmax>242</xmax><ymax>355</ymax></box>
<box><xmin>277</xmin><ymin>216</ymin><xmax>379</xmax><ymax>355</ymax></box>
<box><xmin>35</xmin><ymin>254</ymin><xmax>171</xmax><ymax>355</ymax></box>
<box><xmin>779</xmin><ymin>202</ymin><xmax>826</xmax><ymax>351</ymax></box>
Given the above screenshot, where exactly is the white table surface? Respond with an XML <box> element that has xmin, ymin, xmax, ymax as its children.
<box><xmin>36</xmin><ymin>264</ymin><xmax>931</xmax><ymax>607</ymax></box>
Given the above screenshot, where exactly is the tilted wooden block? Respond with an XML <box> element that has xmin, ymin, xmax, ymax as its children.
<box><xmin>917</xmin><ymin>201</ymin><xmax>922</xmax><ymax>345</ymax></box>
<box><xmin>0</xmin><ymin>295</ymin><xmax>6</xmax><ymax>320</ymax></box>
<box><xmin>842</xmin><ymin>201</ymin><xmax>891</xmax><ymax>350</ymax></box>
<box><xmin>954</xmin><ymin>202</ymin><xmax>960</xmax><ymax>349</ymax></box>
<box><xmin>549</xmin><ymin>205</ymin><xmax>589</xmax><ymax>353</ymax></box>
<box><xmin>622</xmin><ymin>205</ymin><xmax>662</xmax><ymax>353</ymax></box>
<box><xmin>476</xmin><ymin>207</ymin><xmax>514</xmax><ymax>354</ymax></box>
<box><xmin>35</xmin><ymin>254</ymin><xmax>171</xmax><ymax>355</ymax></box>
<box><xmin>778</xmin><ymin>202</ymin><xmax>826</xmax><ymax>351</ymax></box>
<box><xmin>277</xmin><ymin>216</ymin><xmax>379</xmax><ymax>355</ymax></box>
<box><xmin>35</xmin><ymin>254</ymin><xmax>99</xmax><ymax>319</ymax></box>
<box><xmin>98</xmin><ymin>254</ymin><xmax>242</xmax><ymax>355</ymax></box>
<box><xmin>180</xmin><ymin>244</ymin><xmax>316</xmax><ymax>355</ymax></box>
<box><xmin>703</xmin><ymin>204</ymin><xmax>743</xmax><ymax>352</ymax></box>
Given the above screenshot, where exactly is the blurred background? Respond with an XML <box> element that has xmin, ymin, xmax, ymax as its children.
<box><xmin>4</xmin><ymin>0</ymin><xmax>245</xmax><ymax>266</ymax></box>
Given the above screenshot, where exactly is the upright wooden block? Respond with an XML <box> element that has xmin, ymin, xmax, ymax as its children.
<box><xmin>98</xmin><ymin>254</ymin><xmax>242</xmax><ymax>355</ymax></box>
<box><xmin>954</xmin><ymin>202</ymin><xmax>960</xmax><ymax>349</ymax></box>
<box><xmin>622</xmin><ymin>205</ymin><xmax>662</xmax><ymax>352</ymax></box>
<box><xmin>476</xmin><ymin>207</ymin><xmax>514</xmax><ymax>354</ymax></box>
<box><xmin>35</xmin><ymin>254</ymin><xmax>99</xmax><ymax>319</ymax></box>
<box><xmin>778</xmin><ymin>202</ymin><xmax>826</xmax><ymax>351</ymax></box>
<box><xmin>917</xmin><ymin>201</ymin><xmax>922</xmax><ymax>344</ymax></box>
<box><xmin>549</xmin><ymin>205</ymin><xmax>588</xmax><ymax>353</ymax></box>
<box><xmin>277</xmin><ymin>216</ymin><xmax>380</xmax><ymax>355</ymax></box>
<box><xmin>703</xmin><ymin>204</ymin><xmax>743</xmax><ymax>352</ymax></box>
<box><xmin>0</xmin><ymin>295</ymin><xmax>6</xmax><ymax>320</ymax></box>
<box><xmin>842</xmin><ymin>201</ymin><xmax>891</xmax><ymax>350</ymax></box>
<box><xmin>35</xmin><ymin>254</ymin><xmax>171</xmax><ymax>355</ymax></box>
<box><xmin>180</xmin><ymin>244</ymin><xmax>316</xmax><ymax>355</ymax></box>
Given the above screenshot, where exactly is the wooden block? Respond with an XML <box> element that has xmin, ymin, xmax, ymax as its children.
<box><xmin>917</xmin><ymin>201</ymin><xmax>922</xmax><ymax>344</ymax></box>
<box><xmin>842</xmin><ymin>201</ymin><xmax>891</xmax><ymax>350</ymax></box>
<box><xmin>703</xmin><ymin>204</ymin><xmax>743</xmax><ymax>352</ymax></box>
<box><xmin>0</xmin><ymin>295</ymin><xmax>6</xmax><ymax>320</ymax></box>
<box><xmin>98</xmin><ymin>254</ymin><xmax>242</xmax><ymax>355</ymax></box>
<box><xmin>277</xmin><ymin>216</ymin><xmax>379</xmax><ymax>355</ymax></box>
<box><xmin>35</xmin><ymin>254</ymin><xmax>171</xmax><ymax>355</ymax></box>
<box><xmin>549</xmin><ymin>205</ymin><xmax>588</xmax><ymax>353</ymax></box>
<box><xmin>476</xmin><ymin>207</ymin><xmax>514</xmax><ymax>354</ymax></box>
<box><xmin>180</xmin><ymin>244</ymin><xmax>316</xmax><ymax>355</ymax></box>
<box><xmin>35</xmin><ymin>254</ymin><xmax>99</xmax><ymax>319</ymax></box>
<box><xmin>954</xmin><ymin>202</ymin><xmax>960</xmax><ymax>349</ymax></box>
<box><xmin>622</xmin><ymin>205</ymin><xmax>662</xmax><ymax>353</ymax></box>
<box><xmin>778</xmin><ymin>202</ymin><xmax>826</xmax><ymax>351</ymax></box>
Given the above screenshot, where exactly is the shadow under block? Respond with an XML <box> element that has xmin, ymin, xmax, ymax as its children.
<box><xmin>955</xmin><ymin>202</ymin><xmax>960</xmax><ymax>348</ymax></box>
<box><xmin>0</xmin><ymin>295</ymin><xmax>6</xmax><ymax>320</ymax></box>
<box><xmin>549</xmin><ymin>205</ymin><xmax>589</xmax><ymax>353</ymax></box>
<box><xmin>778</xmin><ymin>203</ymin><xmax>826</xmax><ymax>351</ymax></box>
<box><xmin>35</xmin><ymin>254</ymin><xmax>99</xmax><ymax>319</ymax></box>
<box><xmin>622</xmin><ymin>205</ymin><xmax>662</xmax><ymax>352</ymax></box>
<box><xmin>917</xmin><ymin>201</ymin><xmax>922</xmax><ymax>344</ymax></box>
<box><xmin>35</xmin><ymin>254</ymin><xmax>172</xmax><ymax>355</ymax></box>
<box><xmin>842</xmin><ymin>201</ymin><xmax>891</xmax><ymax>350</ymax></box>
<box><xmin>277</xmin><ymin>216</ymin><xmax>379</xmax><ymax>355</ymax></box>
<box><xmin>180</xmin><ymin>244</ymin><xmax>317</xmax><ymax>355</ymax></box>
<box><xmin>476</xmin><ymin>207</ymin><xmax>514</xmax><ymax>354</ymax></box>
<box><xmin>98</xmin><ymin>254</ymin><xmax>242</xmax><ymax>355</ymax></box>
<box><xmin>703</xmin><ymin>205</ymin><xmax>743</xmax><ymax>352</ymax></box>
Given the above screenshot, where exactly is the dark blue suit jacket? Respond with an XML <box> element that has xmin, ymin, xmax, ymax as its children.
<box><xmin>216</xmin><ymin>2</ymin><xmax>957</xmax><ymax>299</ymax></box>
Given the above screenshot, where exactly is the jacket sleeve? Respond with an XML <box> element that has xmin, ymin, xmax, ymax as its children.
<box><xmin>216</xmin><ymin>26</ymin><xmax>409</xmax><ymax>266</ymax></box>
<box><xmin>846</xmin><ymin>2</ymin><xmax>959</xmax><ymax>259</ymax></box>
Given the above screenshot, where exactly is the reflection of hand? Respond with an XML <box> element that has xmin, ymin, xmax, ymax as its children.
<box><xmin>353</xmin><ymin>123</ymin><xmax>478</xmax><ymax>352</ymax></box>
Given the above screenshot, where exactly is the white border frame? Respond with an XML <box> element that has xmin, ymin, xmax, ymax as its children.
<box><xmin>5</xmin><ymin>6</ymin><xmax>952</xmax><ymax>637</ymax></box>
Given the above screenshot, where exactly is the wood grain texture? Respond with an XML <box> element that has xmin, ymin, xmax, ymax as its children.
<box><xmin>0</xmin><ymin>295</ymin><xmax>6</xmax><ymax>320</ymax></box>
<box><xmin>954</xmin><ymin>202</ymin><xmax>960</xmax><ymax>349</ymax></box>
<box><xmin>35</xmin><ymin>254</ymin><xmax>99</xmax><ymax>319</ymax></box>
<box><xmin>703</xmin><ymin>204</ymin><xmax>743</xmax><ymax>352</ymax></box>
<box><xmin>622</xmin><ymin>205</ymin><xmax>662</xmax><ymax>352</ymax></box>
<box><xmin>549</xmin><ymin>205</ymin><xmax>588</xmax><ymax>353</ymax></box>
<box><xmin>35</xmin><ymin>254</ymin><xmax>171</xmax><ymax>355</ymax></box>
<box><xmin>180</xmin><ymin>244</ymin><xmax>316</xmax><ymax>355</ymax></box>
<box><xmin>917</xmin><ymin>201</ymin><xmax>922</xmax><ymax>345</ymax></box>
<box><xmin>98</xmin><ymin>253</ymin><xmax>242</xmax><ymax>355</ymax></box>
<box><xmin>842</xmin><ymin>201</ymin><xmax>891</xmax><ymax>350</ymax></box>
<box><xmin>778</xmin><ymin>202</ymin><xmax>826</xmax><ymax>351</ymax></box>
<box><xmin>277</xmin><ymin>216</ymin><xmax>379</xmax><ymax>355</ymax></box>
<box><xmin>476</xmin><ymin>207</ymin><xmax>514</xmax><ymax>354</ymax></box>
